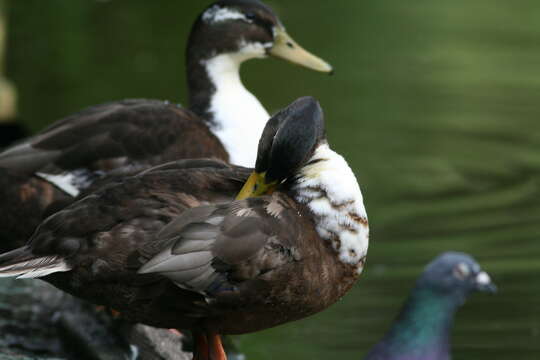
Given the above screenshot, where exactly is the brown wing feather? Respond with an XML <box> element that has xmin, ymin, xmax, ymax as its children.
<box><xmin>0</xmin><ymin>168</ymin><xmax>71</xmax><ymax>252</ymax></box>
<box><xmin>0</xmin><ymin>100</ymin><xmax>229</xmax><ymax>249</ymax></box>
<box><xmin>25</xmin><ymin>163</ymin><xmax>250</xmax><ymax>265</ymax></box>
<box><xmin>0</xmin><ymin>99</ymin><xmax>228</xmax><ymax>175</ymax></box>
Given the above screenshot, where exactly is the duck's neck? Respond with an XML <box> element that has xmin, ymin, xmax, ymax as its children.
<box><xmin>187</xmin><ymin>52</ymin><xmax>270</xmax><ymax>167</ymax></box>
<box><xmin>290</xmin><ymin>143</ymin><xmax>369</xmax><ymax>274</ymax></box>
<box><xmin>366</xmin><ymin>288</ymin><xmax>457</xmax><ymax>360</ymax></box>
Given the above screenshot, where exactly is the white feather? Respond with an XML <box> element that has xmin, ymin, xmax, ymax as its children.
<box><xmin>36</xmin><ymin>172</ymin><xmax>80</xmax><ymax>197</ymax></box>
<box><xmin>127</xmin><ymin>345</ymin><xmax>139</xmax><ymax>360</ymax></box>
<box><xmin>0</xmin><ymin>256</ymin><xmax>71</xmax><ymax>279</ymax></box>
<box><xmin>202</xmin><ymin>5</ymin><xmax>250</xmax><ymax>24</ymax></box>
<box><xmin>292</xmin><ymin>144</ymin><xmax>369</xmax><ymax>273</ymax></box>
<box><xmin>204</xmin><ymin>41</ymin><xmax>272</xmax><ymax>168</ymax></box>
<box><xmin>265</xmin><ymin>196</ymin><xmax>284</xmax><ymax>218</ymax></box>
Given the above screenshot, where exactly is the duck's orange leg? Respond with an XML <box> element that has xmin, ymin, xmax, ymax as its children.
<box><xmin>208</xmin><ymin>333</ymin><xmax>227</xmax><ymax>360</ymax></box>
<box><xmin>193</xmin><ymin>332</ymin><xmax>209</xmax><ymax>360</ymax></box>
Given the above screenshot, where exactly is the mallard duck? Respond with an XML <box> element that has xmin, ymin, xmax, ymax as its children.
<box><xmin>0</xmin><ymin>97</ymin><xmax>368</xmax><ymax>360</ymax></box>
<box><xmin>364</xmin><ymin>252</ymin><xmax>496</xmax><ymax>360</ymax></box>
<box><xmin>0</xmin><ymin>0</ymin><xmax>332</xmax><ymax>250</ymax></box>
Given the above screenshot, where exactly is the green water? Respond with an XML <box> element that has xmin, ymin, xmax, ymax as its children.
<box><xmin>4</xmin><ymin>0</ymin><xmax>540</xmax><ymax>359</ymax></box>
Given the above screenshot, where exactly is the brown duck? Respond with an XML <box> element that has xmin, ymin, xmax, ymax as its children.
<box><xmin>0</xmin><ymin>97</ymin><xmax>368</xmax><ymax>360</ymax></box>
<box><xmin>0</xmin><ymin>0</ymin><xmax>332</xmax><ymax>251</ymax></box>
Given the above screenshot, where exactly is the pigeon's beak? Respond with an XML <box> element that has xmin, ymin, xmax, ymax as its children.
<box><xmin>475</xmin><ymin>271</ymin><xmax>497</xmax><ymax>293</ymax></box>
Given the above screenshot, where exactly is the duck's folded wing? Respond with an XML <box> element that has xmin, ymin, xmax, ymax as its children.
<box><xmin>138</xmin><ymin>195</ymin><xmax>300</xmax><ymax>296</ymax></box>
<box><xmin>0</xmin><ymin>99</ymin><xmax>224</xmax><ymax>175</ymax></box>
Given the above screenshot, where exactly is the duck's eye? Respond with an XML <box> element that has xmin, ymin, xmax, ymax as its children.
<box><xmin>244</xmin><ymin>12</ymin><xmax>257</xmax><ymax>21</ymax></box>
<box><xmin>453</xmin><ymin>262</ymin><xmax>470</xmax><ymax>280</ymax></box>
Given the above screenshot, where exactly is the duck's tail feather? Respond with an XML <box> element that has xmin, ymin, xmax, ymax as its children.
<box><xmin>0</xmin><ymin>246</ymin><xmax>71</xmax><ymax>279</ymax></box>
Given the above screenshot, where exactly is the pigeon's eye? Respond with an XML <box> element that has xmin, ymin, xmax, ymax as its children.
<box><xmin>453</xmin><ymin>263</ymin><xmax>470</xmax><ymax>280</ymax></box>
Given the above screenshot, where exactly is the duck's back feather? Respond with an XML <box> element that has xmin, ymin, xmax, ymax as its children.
<box><xmin>0</xmin><ymin>99</ymin><xmax>228</xmax><ymax>176</ymax></box>
<box><xmin>0</xmin><ymin>100</ymin><xmax>229</xmax><ymax>249</ymax></box>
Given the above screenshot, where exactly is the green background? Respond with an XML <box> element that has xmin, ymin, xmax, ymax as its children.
<box><xmin>3</xmin><ymin>0</ymin><xmax>540</xmax><ymax>359</ymax></box>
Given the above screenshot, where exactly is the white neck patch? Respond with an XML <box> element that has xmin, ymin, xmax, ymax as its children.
<box><xmin>292</xmin><ymin>143</ymin><xmax>369</xmax><ymax>274</ymax></box>
<box><xmin>203</xmin><ymin>40</ymin><xmax>272</xmax><ymax>168</ymax></box>
<box><xmin>202</xmin><ymin>5</ymin><xmax>250</xmax><ymax>24</ymax></box>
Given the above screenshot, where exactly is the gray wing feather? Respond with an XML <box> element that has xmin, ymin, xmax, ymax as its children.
<box><xmin>156</xmin><ymin>206</ymin><xmax>217</xmax><ymax>241</ymax></box>
<box><xmin>182</xmin><ymin>266</ymin><xmax>220</xmax><ymax>290</ymax></box>
<box><xmin>172</xmin><ymin>223</ymin><xmax>220</xmax><ymax>244</ymax></box>
<box><xmin>172</xmin><ymin>239</ymin><xmax>214</xmax><ymax>256</ymax></box>
<box><xmin>139</xmin><ymin>195</ymin><xmax>297</xmax><ymax>296</ymax></box>
<box><xmin>139</xmin><ymin>201</ymin><xmax>284</xmax><ymax>293</ymax></box>
<box><xmin>214</xmin><ymin>217</ymin><xmax>268</xmax><ymax>263</ymax></box>
<box><xmin>0</xmin><ymin>143</ymin><xmax>61</xmax><ymax>173</ymax></box>
<box><xmin>140</xmin><ymin>251</ymin><xmax>213</xmax><ymax>274</ymax></box>
<box><xmin>165</xmin><ymin>263</ymin><xmax>211</xmax><ymax>283</ymax></box>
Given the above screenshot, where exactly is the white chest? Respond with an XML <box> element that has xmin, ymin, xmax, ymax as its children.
<box><xmin>293</xmin><ymin>144</ymin><xmax>369</xmax><ymax>273</ymax></box>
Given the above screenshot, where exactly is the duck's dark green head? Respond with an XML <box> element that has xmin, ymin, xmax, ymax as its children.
<box><xmin>188</xmin><ymin>0</ymin><xmax>332</xmax><ymax>73</ymax></box>
<box><xmin>419</xmin><ymin>252</ymin><xmax>497</xmax><ymax>299</ymax></box>
<box><xmin>236</xmin><ymin>96</ymin><xmax>325</xmax><ymax>200</ymax></box>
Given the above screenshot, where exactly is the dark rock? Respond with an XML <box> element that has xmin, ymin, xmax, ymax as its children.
<box><xmin>0</xmin><ymin>278</ymin><xmax>191</xmax><ymax>360</ymax></box>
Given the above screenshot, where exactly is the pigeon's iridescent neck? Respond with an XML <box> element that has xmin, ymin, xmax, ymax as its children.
<box><xmin>365</xmin><ymin>288</ymin><xmax>458</xmax><ymax>360</ymax></box>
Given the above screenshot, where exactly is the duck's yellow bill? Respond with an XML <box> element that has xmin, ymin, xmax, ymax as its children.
<box><xmin>236</xmin><ymin>172</ymin><xmax>278</xmax><ymax>200</ymax></box>
<box><xmin>269</xmin><ymin>27</ymin><xmax>333</xmax><ymax>74</ymax></box>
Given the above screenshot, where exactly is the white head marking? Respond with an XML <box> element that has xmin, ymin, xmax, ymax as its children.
<box><xmin>202</xmin><ymin>5</ymin><xmax>250</xmax><ymax>24</ymax></box>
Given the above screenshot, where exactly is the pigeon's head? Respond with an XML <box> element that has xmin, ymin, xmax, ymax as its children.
<box><xmin>417</xmin><ymin>252</ymin><xmax>497</xmax><ymax>304</ymax></box>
